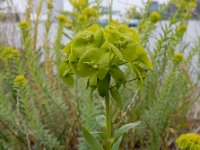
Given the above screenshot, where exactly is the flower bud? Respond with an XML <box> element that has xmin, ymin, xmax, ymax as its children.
<box><xmin>173</xmin><ymin>52</ymin><xmax>184</xmax><ymax>63</ymax></box>
<box><xmin>149</xmin><ymin>12</ymin><xmax>161</xmax><ymax>23</ymax></box>
<box><xmin>47</xmin><ymin>1</ymin><xmax>53</xmax><ymax>9</ymax></box>
<box><xmin>14</xmin><ymin>75</ymin><xmax>27</xmax><ymax>86</ymax></box>
<box><xmin>176</xmin><ymin>24</ymin><xmax>187</xmax><ymax>38</ymax></box>
<box><xmin>19</xmin><ymin>20</ymin><xmax>30</xmax><ymax>29</ymax></box>
<box><xmin>82</xmin><ymin>7</ymin><xmax>97</xmax><ymax>18</ymax></box>
<box><xmin>3</xmin><ymin>46</ymin><xmax>20</xmax><ymax>59</ymax></box>
<box><xmin>57</xmin><ymin>15</ymin><xmax>71</xmax><ymax>24</ymax></box>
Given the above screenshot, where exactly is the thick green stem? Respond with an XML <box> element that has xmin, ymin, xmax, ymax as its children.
<box><xmin>105</xmin><ymin>94</ymin><xmax>111</xmax><ymax>150</ymax></box>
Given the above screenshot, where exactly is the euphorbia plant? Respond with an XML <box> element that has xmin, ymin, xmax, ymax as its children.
<box><xmin>59</xmin><ymin>22</ymin><xmax>152</xmax><ymax>150</ymax></box>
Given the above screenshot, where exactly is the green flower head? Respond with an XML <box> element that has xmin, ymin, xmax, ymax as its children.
<box><xmin>176</xmin><ymin>133</ymin><xmax>200</xmax><ymax>150</ymax></box>
<box><xmin>172</xmin><ymin>0</ymin><xmax>196</xmax><ymax>11</ymax></box>
<box><xmin>149</xmin><ymin>11</ymin><xmax>161</xmax><ymax>23</ymax></box>
<box><xmin>19</xmin><ymin>20</ymin><xmax>30</xmax><ymax>29</ymax></box>
<box><xmin>3</xmin><ymin>46</ymin><xmax>20</xmax><ymax>59</ymax></box>
<box><xmin>47</xmin><ymin>1</ymin><xmax>53</xmax><ymax>9</ymax></box>
<box><xmin>59</xmin><ymin>23</ymin><xmax>152</xmax><ymax>94</ymax></box>
<box><xmin>57</xmin><ymin>15</ymin><xmax>71</xmax><ymax>24</ymax></box>
<box><xmin>71</xmin><ymin>0</ymin><xmax>86</xmax><ymax>9</ymax></box>
<box><xmin>14</xmin><ymin>75</ymin><xmax>27</xmax><ymax>86</ymax></box>
<box><xmin>82</xmin><ymin>7</ymin><xmax>97</xmax><ymax>18</ymax></box>
<box><xmin>173</xmin><ymin>52</ymin><xmax>184</xmax><ymax>63</ymax></box>
<box><xmin>176</xmin><ymin>24</ymin><xmax>187</xmax><ymax>37</ymax></box>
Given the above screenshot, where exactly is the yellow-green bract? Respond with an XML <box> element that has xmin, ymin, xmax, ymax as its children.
<box><xmin>59</xmin><ymin>23</ymin><xmax>153</xmax><ymax>87</ymax></box>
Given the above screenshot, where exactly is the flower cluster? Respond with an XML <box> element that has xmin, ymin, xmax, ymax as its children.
<box><xmin>172</xmin><ymin>0</ymin><xmax>197</xmax><ymax>12</ymax></box>
<box><xmin>71</xmin><ymin>0</ymin><xmax>87</xmax><ymax>9</ymax></box>
<box><xmin>57</xmin><ymin>15</ymin><xmax>72</xmax><ymax>28</ymax></box>
<box><xmin>149</xmin><ymin>12</ymin><xmax>161</xmax><ymax>23</ymax></box>
<box><xmin>14</xmin><ymin>75</ymin><xmax>27</xmax><ymax>86</ymax></box>
<box><xmin>2</xmin><ymin>46</ymin><xmax>20</xmax><ymax>60</ymax></box>
<box><xmin>176</xmin><ymin>23</ymin><xmax>187</xmax><ymax>38</ymax></box>
<box><xmin>47</xmin><ymin>1</ymin><xmax>53</xmax><ymax>9</ymax></box>
<box><xmin>173</xmin><ymin>52</ymin><xmax>184</xmax><ymax>63</ymax></box>
<box><xmin>82</xmin><ymin>7</ymin><xmax>97</xmax><ymax>18</ymax></box>
<box><xmin>176</xmin><ymin>133</ymin><xmax>200</xmax><ymax>150</ymax></box>
<box><xmin>59</xmin><ymin>23</ymin><xmax>152</xmax><ymax>90</ymax></box>
<box><xmin>19</xmin><ymin>20</ymin><xmax>30</xmax><ymax>29</ymax></box>
<box><xmin>78</xmin><ymin>7</ymin><xmax>97</xmax><ymax>23</ymax></box>
<box><xmin>57</xmin><ymin>15</ymin><xmax>71</xmax><ymax>24</ymax></box>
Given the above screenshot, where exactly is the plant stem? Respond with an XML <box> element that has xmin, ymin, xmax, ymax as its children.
<box><xmin>33</xmin><ymin>0</ymin><xmax>44</xmax><ymax>50</ymax></box>
<box><xmin>108</xmin><ymin>0</ymin><xmax>113</xmax><ymax>24</ymax></box>
<box><xmin>105</xmin><ymin>94</ymin><xmax>111</xmax><ymax>150</ymax></box>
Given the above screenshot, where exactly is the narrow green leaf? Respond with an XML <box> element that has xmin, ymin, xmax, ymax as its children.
<box><xmin>114</xmin><ymin>121</ymin><xmax>140</xmax><ymax>141</ymax></box>
<box><xmin>112</xmin><ymin>136</ymin><xmax>122</xmax><ymax>150</ymax></box>
<box><xmin>110</xmin><ymin>87</ymin><xmax>124</xmax><ymax>109</ymax></box>
<box><xmin>82</xmin><ymin>127</ymin><xmax>104</xmax><ymax>150</ymax></box>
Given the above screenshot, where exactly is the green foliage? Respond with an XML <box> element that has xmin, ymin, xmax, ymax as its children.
<box><xmin>82</xmin><ymin>127</ymin><xmax>104</xmax><ymax>150</ymax></box>
<box><xmin>121</xmin><ymin>1</ymin><xmax>200</xmax><ymax>149</ymax></box>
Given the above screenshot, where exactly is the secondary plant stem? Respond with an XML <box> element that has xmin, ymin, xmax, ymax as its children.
<box><xmin>105</xmin><ymin>94</ymin><xmax>111</xmax><ymax>150</ymax></box>
<box><xmin>108</xmin><ymin>0</ymin><xmax>113</xmax><ymax>24</ymax></box>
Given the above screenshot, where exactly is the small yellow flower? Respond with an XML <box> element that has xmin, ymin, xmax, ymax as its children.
<box><xmin>149</xmin><ymin>12</ymin><xmax>161</xmax><ymax>23</ymax></box>
<box><xmin>172</xmin><ymin>0</ymin><xmax>196</xmax><ymax>11</ymax></box>
<box><xmin>71</xmin><ymin>0</ymin><xmax>86</xmax><ymax>8</ymax></box>
<box><xmin>173</xmin><ymin>52</ymin><xmax>184</xmax><ymax>63</ymax></box>
<box><xmin>57</xmin><ymin>15</ymin><xmax>71</xmax><ymax>24</ymax></box>
<box><xmin>19</xmin><ymin>20</ymin><xmax>30</xmax><ymax>29</ymax></box>
<box><xmin>47</xmin><ymin>1</ymin><xmax>53</xmax><ymax>9</ymax></box>
<box><xmin>82</xmin><ymin>7</ymin><xmax>97</xmax><ymax>18</ymax></box>
<box><xmin>176</xmin><ymin>133</ymin><xmax>200</xmax><ymax>150</ymax></box>
<box><xmin>3</xmin><ymin>46</ymin><xmax>20</xmax><ymax>59</ymax></box>
<box><xmin>14</xmin><ymin>75</ymin><xmax>27</xmax><ymax>86</ymax></box>
<box><xmin>176</xmin><ymin>24</ymin><xmax>187</xmax><ymax>37</ymax></box>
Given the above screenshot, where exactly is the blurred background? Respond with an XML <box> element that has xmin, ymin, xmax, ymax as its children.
<box><xmin>1</xmin><ymin>0</ymin><xmax>200</xmax><ymax>48</ymax></box>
